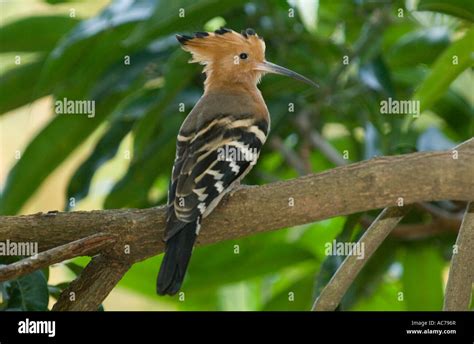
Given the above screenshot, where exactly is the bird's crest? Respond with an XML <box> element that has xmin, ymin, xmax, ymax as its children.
<box><xmin>176</xmin><ymin>27</ymin><xmax>266</xmax><ymax>66</ymax></box>
<box><xmin>175</xmin><ymin>27</ymin><xmax>318</xmax><ymax>91</ymax></box>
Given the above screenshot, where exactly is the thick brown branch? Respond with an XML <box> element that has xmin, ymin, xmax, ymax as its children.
<box><xmin>0</xmin><ymin>140</ymin><xmax>473</xmax><ymax>268</ymax></box>
<box><xmin>443</xmin><ymin>202</ymin><xmax>474</xmax><ymax>311</ymax></box>
<box><xmin>0</xmin><ymin>233</ymin><xmax>115</xmax><ymax>282</ymax></box>
<box><xmin>52</xmin><ymin>255</ymin><xmax>130</xmax><ymax>311</ymax></box>
<box><xmin>312</xmin><ymin>206</ymin><xmax>412</xmax><ymax>311</ymax></box>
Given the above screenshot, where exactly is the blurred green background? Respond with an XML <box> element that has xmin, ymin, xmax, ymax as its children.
<box><xmin>0</xmin><ymin>0</ymin><xmax>473</xmax><ymax>311</ymax></box>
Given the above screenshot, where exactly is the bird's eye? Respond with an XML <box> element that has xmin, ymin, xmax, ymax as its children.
<box><xmin>239</xmin><ymin>53</ymin><xmax>248</xmax><ymax>60</ymax></box>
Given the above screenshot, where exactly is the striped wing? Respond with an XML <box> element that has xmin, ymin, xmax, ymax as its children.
<box><xmin>165</xmin><ymin>113</ymin><xmax>268</xmax><ymax>240</ymax></box>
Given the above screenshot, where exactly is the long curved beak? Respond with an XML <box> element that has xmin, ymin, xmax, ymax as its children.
<box><xmin>255</xmin><ymin>61</ymin><xmax>319</xmax><ymax>88</ymax></box>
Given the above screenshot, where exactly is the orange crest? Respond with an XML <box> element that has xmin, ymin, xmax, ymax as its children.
<box><xmin>177</xmin><ymin>28</ymin><xmax>265</xmax><ymax>64</ymax></box>
<box><xmin>176</xmin><ymin>28</ymin><xmax>266</xmax><ymax>89</ymax></box>
<box><xmin>176</xmin><ymin>27</ymin><xmax>318</xmax><ymax>91</ymax></box>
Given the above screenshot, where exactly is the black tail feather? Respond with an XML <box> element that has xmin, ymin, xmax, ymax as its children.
<box><xmin>156</xmin><ymin>220</ymin><xmax>198</xmax><ymax>296</ymax></box>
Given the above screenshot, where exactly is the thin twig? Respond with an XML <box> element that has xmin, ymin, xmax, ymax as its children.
<box><xmin>361</xmin><ymin>209</ymin><xmax>463</xmax><ymax>240</ymax></box>
<box><xmin>295</xmin><ymin>110</ymin><xmax>350</xmax><ymax>166</ymax></box>
<box><xmin>0</xmin><ymin>233</ymin><xmax>116</xmax><ymax>282</ymax></box>
<box><xmin>444</xmin><ymin>202</ymin><xmax>474</xmax><ymax>311</ymax></box>
<box><xmin>389</xmin><ymin>219</ymin><xmax>460</xmax><ymax>240</ymax></box>
<box><xmin>269</xmin><ymin>136</ymin><xmax>311</xmax><ymax>175</ymax></box>
<box><xmin>312</xmin><ymin>206</ymin><xmax>412</xmax><ymax>311</ymax></box>
<box><xmin>296</xmin><ymin>112</ymin><xmax>350</xmax><ymax>166</ymax></box>
<box><xmin>416</xmin><ymin>202</ymin><xmax>464</xmax><ymax>221</ymax></box>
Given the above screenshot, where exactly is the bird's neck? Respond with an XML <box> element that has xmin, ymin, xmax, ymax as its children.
<box><xmin>204</xmin><ymin>77</ymin><xmax>259</xmax><ymax>95</ymax></box>
<box><xmin>203</xmin><ymin>78</ymin><xmax>269</xmax><ymax>123</ymax></box>
<box><xmin>203</xmin><ymin>65</ymin><xmax>261</xmax><ymax>95</ymax></box>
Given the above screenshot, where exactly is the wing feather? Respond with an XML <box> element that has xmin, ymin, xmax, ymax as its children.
<box><xmin>164</xmin><ymin>113</ymin><xmax>268</xmax><ymax>240</ymax></box>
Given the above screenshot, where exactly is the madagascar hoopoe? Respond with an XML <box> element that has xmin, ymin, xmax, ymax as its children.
<box><xmin>157</xmin><ymin>27</ymin><xmax>318</xmax><ymax>295</ymax></box>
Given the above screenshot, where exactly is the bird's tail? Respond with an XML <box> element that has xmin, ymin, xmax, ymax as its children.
<box><xmin>156</xmin><ymin>219</ymin><xmax>198</xmax><ymax>296</ymax></box>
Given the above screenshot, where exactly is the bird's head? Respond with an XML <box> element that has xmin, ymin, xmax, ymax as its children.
<box><xmin>176</xmin><ymin>28</ymin><xmax>318</xmax><ymax>91</ymax></box>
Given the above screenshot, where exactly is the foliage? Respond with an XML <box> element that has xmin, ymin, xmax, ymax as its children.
<box><xmin>0</xmin><ymin>0</ymin><xmax>473</xmax><ymax>310</ymax></box>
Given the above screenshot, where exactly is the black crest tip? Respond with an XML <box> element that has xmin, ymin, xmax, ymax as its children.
<box><xmin>245</xmin><ymin>28</ymin><xmax>256</xmax><ymax>36</ymax></box>
<box><xmin>215</xmin><ymin>27</ymin><xmax>231</xmax><ymax>35</ymax></box>
<box><xmin>176</xmin><ymin>34</ymin><xmax>193</xmax><ymax>44</ymax></box>
<box><xmin>194</xmin><ymin>31</ymin><xmax>209</xmax><ymax>38</ymax></box>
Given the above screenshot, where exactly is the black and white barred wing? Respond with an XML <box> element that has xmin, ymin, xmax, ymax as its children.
<box><xmin>164</xmin><ymin>114</ymin><xmax>268</xmax><ymax>241</ymax></box>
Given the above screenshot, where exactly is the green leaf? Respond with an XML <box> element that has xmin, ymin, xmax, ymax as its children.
<box><xmin>118</xmin><ymin>230</ymin><xmax>318</xmax><ymax>301</ymax></box>
<box><xmin>1</xmin><ymin>33</ymin><xmax>162</xmax><ymax>214</ymax></box>
<box><xmin>294</xmin><ymin>0</ymin><xmax>319</xmax><ymax>34</ymax></box>
<box><xmin>0</xmin><ymin>16</ymin><xmax>79</xmax><ymax>52</ymax></box>
<box><xmin>42</xmin><ymin>267</ymin><xmax>49</xmax><ymax>283</ymax></box>
<box><xmin>110</xmin><ymin>88</ymin><xmax>161</xmax><ymax>121</ymax></box>
<box><xmin>0</xmin><ymin>2</ymin><xmax>171</xmax><ymax>214</ymax></box>
<box><xmin>0</xmin><ymin>57</ymin><xmax>51</xmax><ymax>115</ymax></box>
<box><xmin>66</xmin><ymin>118</ymin><xmax>134</xmax><ymax>209</ymax></box>
<box><xmin>5</xmin><ymin>271</ymin><xmax>49</xmax><ymax>311</ymax></box>
<box><xmin>182</xmin><ymin>231</ymin><xmax>317</xmax><ymax>294</ymax></box>
<box><xmin>0</xmin><ymin>0</ymin><xmax>172</xmax><ymax>213</ymax></box>
<box><xmin>359</xmin><ymin>55</ymin><xmax>395</xmax><ymax>96</ymax></box>
<box><xmin>388</xmin><ymin>27</ymin><xmax>451</xmax><ymax>68</ymax></box>
<box><xmin>351</xmin><ymin>278</ymin><xmax>405</xmax><ymax>311</ymax></box>
<box><xmin>36</xmin><ymin>1</ymin><xmax>155</xmax><ymax>102</ymax></box>
<box><xmin>313</xmin><ymin>214</ymin><xmax>362</xmax><ymax>300</ymax></box>
<box><xmin>342</xmin><ymin>240</ymin><xmax>398</xmax><ymax>309</ymax></box>
<box><xmin>0</xmin><ymin>97</ymin><xmax>118</xmax><ymax>215</ymax></box>
<box><xmin>104</xmin><ymin>116</ymin><xmax>181</xmax><ymax>209</ymax></box>
<box><xmin>133</xmin><ymin>50</ymin><xmax>195</xmax><ymax>154</ymax></box>
<box><xmin>413</xmin><ymin>28</ymin><xmax>474</xmax><ymax>113</ymax></box>
<box><xmin>402</xmin><ymin>244</ymin><xmax>444</xmax><ymax>310</ymax></box>
<box><xmin>432</xmin><ymin>89</ymin><xmax>474</xmax><ymax>138</ymax></box>
<box><xmin>263</xmin><ymin>274</ymin><xmax>315</xmax><ymax>311</ymax></box>
<box><xmin>417</xmin><ymin>0</ymin><xmax>474</xmax><ymax>22</ymax></box>
<box><xmin>65</xmin><ymin>262</ymin><xmax>85</xmax><ymax>276</ymax></box>
<box><xmin>48</xmin><ymin>282</ymin><xmax>70</xmax><ymax>299</ymax></box>
<box><xmin>53</xmin><ymin>0</ymin><xmax>155</xmax><ymax>52</ymax></box>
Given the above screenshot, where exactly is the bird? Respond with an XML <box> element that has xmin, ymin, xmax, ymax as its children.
<box><xmin>156</xmin><ymin>27</ymin><xmax>318</xmax><ymax>296</ymax></box>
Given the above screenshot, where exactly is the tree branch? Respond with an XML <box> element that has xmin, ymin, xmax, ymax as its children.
<box><xmin>52</xmin><ymin>255</ymin><xmax>131</xmax><ymax>311</ymax></box>
<box><xmin>0</xmin><ymin>138</ymin><xmax>472</xmax><ymax>310</ymax></box>
<box><xmin>1</xmin><ymin>140</ymin><xmax>473</xmax><ymax>266</ymax></box>
<box><xmin>312</xmin><ymin>206</ymin><xmax>412</xmax><ymax>311</ymax></box>
<box><xmin>390</xmin><ymin>218</ymin><xmax>460</xmax><ymax>240</ymax></box>
<box><xmin>443</xmin><ymin>202</ymin><xmax>474</xmax><ymax>311</ymax></box>
<box><xmin>0</xmin><ymin>233</ymin><xmax>115</xmax><ymax>282</ymax></box>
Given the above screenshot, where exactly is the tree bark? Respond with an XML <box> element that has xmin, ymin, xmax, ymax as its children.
<box><xmin>312</xmin><ymin>206</ymin><xmax>412</xmax><ymax>311</ymax></box>
<box><xmin>52</xmin><ymin>255</ymin><xmax>131</xmax><ymax>311</ymax></box>
<box><xmin>0</xmin><ymin>138</ymin><xmax>473</xmax><ymax>310</ymax></box>
<box><xmin>443</xmin><ymin>202</ymin><xmax>474</xmax><ymax>310</ymax></box>
<box><xmin>1</xmin><ymin>142</ymin><xmax>472</xmax><ymax>265</ymax></box>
